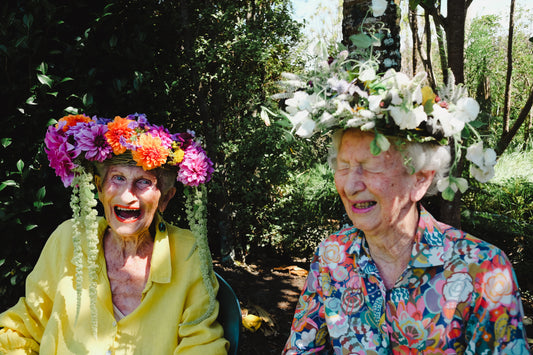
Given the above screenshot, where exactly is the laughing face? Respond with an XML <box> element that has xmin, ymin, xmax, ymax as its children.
<box><xmin>334</xmin><ymin>129</ymin><xmax>431</xmax><ymax>240</ymax></box>
<box><xmin>96</xmin><ymin>165</ymin><xmax>173</xmax><ymax>241</ymax></box>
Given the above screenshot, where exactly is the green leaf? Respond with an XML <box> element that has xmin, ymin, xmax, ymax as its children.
<box><xmin>37</xmin><ymin>62</ymin><xmax>47</xmax><ymax>74</ymax></box>
<box><xmin>37</xmin><ymin>186</ymin><xmax>46</xmax><ymax>200</ymax></box>
<box><xmin>37</xmin><ymin>73</ymin><xmax>53</xmax><ymax>88</ymax></box>
<box><xmin>64</xmin><ymin>107</ymin><xmax>79</xmax><ymax>114</ymax></box>
<box><xmin>349</xmin><ymin>33</ymin><xmax>373</xmax><ymax>49</ymax></box>
<box><xmin>26</xmin><ymin>95</ymin><xmax>37</xmax><ymax>105</ymax></box>
<box><xmin>375</xmin><ymin>133</ymin><xmax>390</xmax><ymax>152</ymax></box>
<box><xmin>109</xmin><ymin>35</ymin><xmax>118</xmax><ymax>48</ymax></box>
<box><xmin>442</xmin><ymin>186</ymin><xmax>455</xmax><ymax>201</ymax></box>
<box><xmin>23</xmin><ymin>14</ymin><xmax>33</xmax><ymax>28</ymax></box>
<box><xmin>1</xmin><ymin>138</ymin><xmax>12</xmax><ymax>148</ymax></box>
<box><xmin>370</xmin><ymin>137</ymin><xmax>381</xmax><ymax>156</ymax></box>
<box><xmin>16</xmin><ymin>159</ymin><xmax>24</xmax><ymax>173</ymax></box>
<box><xmin>25</xmin><ymin>224</ymin><xmax>38</xmax><ymax>231</ymax></box>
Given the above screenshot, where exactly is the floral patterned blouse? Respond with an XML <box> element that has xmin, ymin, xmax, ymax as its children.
<box><xmin>283</xmin><ymin>206</ymin><xmax>530</xmax><ymax>354</ymax></box>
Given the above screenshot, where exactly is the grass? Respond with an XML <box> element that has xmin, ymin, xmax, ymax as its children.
<box><xmin>492</xmin><ymin>149</ymin><xmax>533</xmax><ymax>183</ymax></box>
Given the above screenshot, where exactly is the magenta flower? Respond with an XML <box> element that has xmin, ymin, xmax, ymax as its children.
<box><xmin>177</xmin><ymin>142</ymin><xmax>214</xmax><ymax>186</ymax></box>
<box><xmin>44</xmin><ymin>126</ymin><xmax>79</xmax><ymax>187</ymax></box>
<box><xmin>75</xmin><ymin>122</ymin><xmax>113</xmax><ymax>162</ymax></box>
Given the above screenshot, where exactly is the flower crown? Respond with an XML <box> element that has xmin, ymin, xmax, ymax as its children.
<box><xmin>263</xmin><ymin>51</ymin><xmax>497</xmax><ymax>200</ymax></box>
<box><xmin>45</xmin><ymin>113</ymin><xmax>214</xmax><ymax>188</ymax></box>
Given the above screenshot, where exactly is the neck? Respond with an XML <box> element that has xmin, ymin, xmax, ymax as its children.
<box><xmin>105</xmin><ymin>228</ymin><xmax>153</xmax><ymax>259</ymax></box>
<box><xmin>364</xmin><ymin>204</ymin><xmax>419</xmax><ymax>289</ymax></box>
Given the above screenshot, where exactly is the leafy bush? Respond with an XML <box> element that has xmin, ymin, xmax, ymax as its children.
<box><xmin>462</xmin><ymin>177</ymin><xmax>533</xmax><ymax>294</ymax></box>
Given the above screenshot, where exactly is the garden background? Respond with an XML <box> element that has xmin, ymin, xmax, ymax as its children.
<box><xmin>1</xmin><ymin>0</ymin><xmax>532</xmax><ymax>352</ymax></box>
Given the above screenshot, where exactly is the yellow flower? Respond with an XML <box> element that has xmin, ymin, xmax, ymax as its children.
<box><xmin>169</xmin><ymin>147</ymin><xmax>185</xmax><ymax>165</ymax></box>
<box><xmin>421</xmin><ymin>86</ymin><xmax>436</xmax><ymax>106</ymax></box>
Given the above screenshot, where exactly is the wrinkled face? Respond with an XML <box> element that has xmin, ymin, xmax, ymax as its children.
<box><xmin>96</xmin><ymin>165</ymin><xmax>171</xmax><ymax>240</ymax></box>
<box><xmin>334</xmin><ymin>130</ymin><xmax>428</xmax><ymax>239</ymax></box>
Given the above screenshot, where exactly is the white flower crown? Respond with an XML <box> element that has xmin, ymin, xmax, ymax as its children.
<box><xmin>262</xmin><ymin>50</ymin><xmax>497</xmax><ymax>201</ymax></box>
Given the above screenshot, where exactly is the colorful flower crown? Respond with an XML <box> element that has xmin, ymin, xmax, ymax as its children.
<box><xmin>44</xmin><ymin>113</ymin><xmax>214</xmax><ymax>188</ymax></box>
<box><xmin>263</xmin><ymin>51</ymin><xmax>497</xmax><ymax>200</ymax></box>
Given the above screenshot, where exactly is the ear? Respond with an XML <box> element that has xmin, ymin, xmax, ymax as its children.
<box><xmin>94</xmin><ymin>174</ymin><xmax>103</xmax><ymax>194</ymax></box>
<box><xmin>158</xmin><ymin>187</ymin><xmax>176</xmax><ymax>213</ymax></box>
<box><xmin>410</xmin><ymin>170</ymin><xmax>435</xmax><ymax>202</ymax></box>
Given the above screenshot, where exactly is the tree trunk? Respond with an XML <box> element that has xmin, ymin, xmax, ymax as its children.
<box><xmin>409</xmin><ymin>8</ymin><xmax>419</xmax><ymax>76</ymax></box>
<box><xmin>445</xmin><ymin>0</ymin><xmax>466</xmax><ymax>84</ymax></box>
<box><xmin>502</xmin><ymin>0</ymin><xmax>515</xmax><ymax>135</ymax></box>
<box><xmin>342</xmin><ymin>0</ymin><xmax>401</xmax><ymax>72</ymax></box>
<box><xmin>435</xmin><ymin>23</ymin><xmax>448</xmax><ymax>85</ymax></box>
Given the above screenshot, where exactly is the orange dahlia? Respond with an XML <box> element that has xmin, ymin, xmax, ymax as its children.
<box><xmin>57</xmin><ymin>114</ymin><xmax>92</xmax><ymax>131</ymax></box>
<box><xmin>131</xmin><ymin>133</ymin><xmax>169</xmax><ymax>170</ymax></box>
<box><xmin>105</xmin><ymin>116</ymin><xmax>134</xmax><ymax>155</ymax></box>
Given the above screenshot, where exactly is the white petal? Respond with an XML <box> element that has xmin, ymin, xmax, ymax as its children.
<box><xmin>372</xmin><ymin>0</ymin><xmax>388</xmax><ymax>17</ymax></box>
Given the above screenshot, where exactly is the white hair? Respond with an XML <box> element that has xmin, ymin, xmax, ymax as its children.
<box><xmin>328</xmin><ymin>129</ymin><xmax>451</xmax><ymax>196</ymax></box>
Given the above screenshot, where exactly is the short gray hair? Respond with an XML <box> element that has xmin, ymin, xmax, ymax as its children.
<box><xmin>328</xmin><ymin>129</ymin><xmax>451</xmax><ymax>196</ymax></box>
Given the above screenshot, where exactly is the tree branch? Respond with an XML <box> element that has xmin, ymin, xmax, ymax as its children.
<box><xmin>496</xmin><ymin>86</ymin><xmax>533</xmax><ymax>155</ymax></box>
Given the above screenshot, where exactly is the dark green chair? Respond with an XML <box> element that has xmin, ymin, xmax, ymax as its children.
<box><xmin>215</xmin><ymin>272</ymin><xmax>241</xmax><ymax>355</ymax></box>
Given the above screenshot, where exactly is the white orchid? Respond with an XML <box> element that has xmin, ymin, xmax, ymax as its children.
<box><xmin>358</xmin><ymin>64</ymin><xmax>377</xmax><ymax>82</ymax></box>
<box><xmin>390</xmin><ymin>105</ymin><xmax>427</xmax><ymax>130</ymax></box>
<box><xmin>466</xmin><ymin>142</ymin><xmax>497</xmax><ymax>183</ymax></box>
<box><xmin>453</xmin><ymin>97</ymin><xmax>480</xmax><ymax>123</ymax></box>
<box><xmin>289</xmin><ymin>111</ymin><xmax>316</xmax><ymax>138</ymax></box>
<box><xmin>431</xmin><ymin>104</ymin><xmax>465</xmax><ymax>137</ymax></box>
<box><xmin>371</xmin><ymin>0</ymin><xmax>388</xmax><ymax>17</ymax></box>
<box><xmin>368</xmin><ymin>95</ymin><xmax>383</xmax><ymax>112</ymax></box>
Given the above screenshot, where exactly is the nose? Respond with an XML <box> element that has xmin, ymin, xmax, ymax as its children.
<box><xmin>339</xmin><ymin>166</ymin><xmax>365</xmax><ymax>196</ymax></box>
<box><xmin>120</xmin><ymin>183</ymin><xmax>138</xmax><ymax>203</ymax></box>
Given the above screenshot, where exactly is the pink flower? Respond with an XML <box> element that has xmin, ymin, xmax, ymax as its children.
<box><xmin>44</xmin><ymin>125</ymin><xmax>80</xmax><ymax>187</ymax></box>
<box><xmin>177</xmin><ymin>142</ymin><xmax>214</xmax><ymax>186</ymax></box>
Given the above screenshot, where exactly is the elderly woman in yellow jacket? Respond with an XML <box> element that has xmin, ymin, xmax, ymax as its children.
<box><xmin>0</xmin><ymin>113</ymin><xmax>228</xmax><ymax>354</ymax></box>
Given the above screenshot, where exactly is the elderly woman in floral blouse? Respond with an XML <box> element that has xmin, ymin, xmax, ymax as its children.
<box><xmin>268</xmin><ymin>48</ymin><xmax>530</xmax><ymax>353</ymax></box>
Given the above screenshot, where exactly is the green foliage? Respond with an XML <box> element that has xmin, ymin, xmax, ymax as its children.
<box><xmin>464</xmin><ymin>8</ymin><xmax>533</xmax><ymax>149</ymax></box>
<box><xmin>0</xmin><ymin>0</ymin><xmax>302</xmax><ymax>310</ymax></box>
<box><xmin>462</xmin><ymin>176</ymin><xmax>533</xmax><ymax>292</ymax></box>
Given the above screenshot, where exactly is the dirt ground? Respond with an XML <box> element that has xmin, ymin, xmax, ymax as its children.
<box><xmin>213</xmin><ymin>256</ymin><xmax>308</xmax><ymax>354</ymax></box>
<box><xmin>214</xmin><ymin>256</ymin><xmax>533</xmax><ymax>355</ymax></box>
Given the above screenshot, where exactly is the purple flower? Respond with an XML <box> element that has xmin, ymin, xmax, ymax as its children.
<box><xmin>75</xmin><ymin>122</ymin><xmax>113</xmax><ymax>162</ymax></box>
<box><xmin>127</xmin><ymin>113</ymin><xmax>149</xmax><ymax>130</ymax></box>
<box><xmin>171</xmin><ymin>131</ymin><xmax>195</xmax><ymax>150</ymax></box>
<box><xmin>177</xmin><ymin>142</ymin><xmax>214</xmax><ymax>186</ymax></box>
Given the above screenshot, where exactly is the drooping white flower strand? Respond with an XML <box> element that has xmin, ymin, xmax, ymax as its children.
<box><xmin>69</xmin><ymin>172</ymin><xmax>84</xmax><ymax>326</ymax></box>
<box><xmin>77</xmin><ymin>170</ymin><xmax>99</xmax><ymax>338</ymax></box>
<box><xmin>70</xmin><ymin>169</ymin><xmax>99</xmax><ymax>338</ymax></box>
<box><xmin>181</xmin><ymin>184</ymin><xmax>216</xmax><ymax>326</ymax></box>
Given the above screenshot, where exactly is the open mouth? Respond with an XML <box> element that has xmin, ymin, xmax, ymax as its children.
<box><xmin>114</xmin><ymin>205</ymin><xmax>141</xmax><ymax>223</ymax></box>
<box><xmin>352</xmin><ymin>201</ymin><xmax>376</xmax><ymax>211</ymax></box>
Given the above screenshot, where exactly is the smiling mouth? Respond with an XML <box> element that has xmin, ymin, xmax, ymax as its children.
<box><xmin>352</xmin><ymin>201</ymin><xmax>376</xmax><ymax>210</ymax></box>
<box><xmin>114</xmin><ymin>206</ymin><xmax>141</xmax><ymax>223</ymax></box>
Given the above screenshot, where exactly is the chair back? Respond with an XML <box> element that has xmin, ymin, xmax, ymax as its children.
<box><xmin>215</xmin><ymin>272</ymin><xmax>241</xmax><ymax>355</ymax></box>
